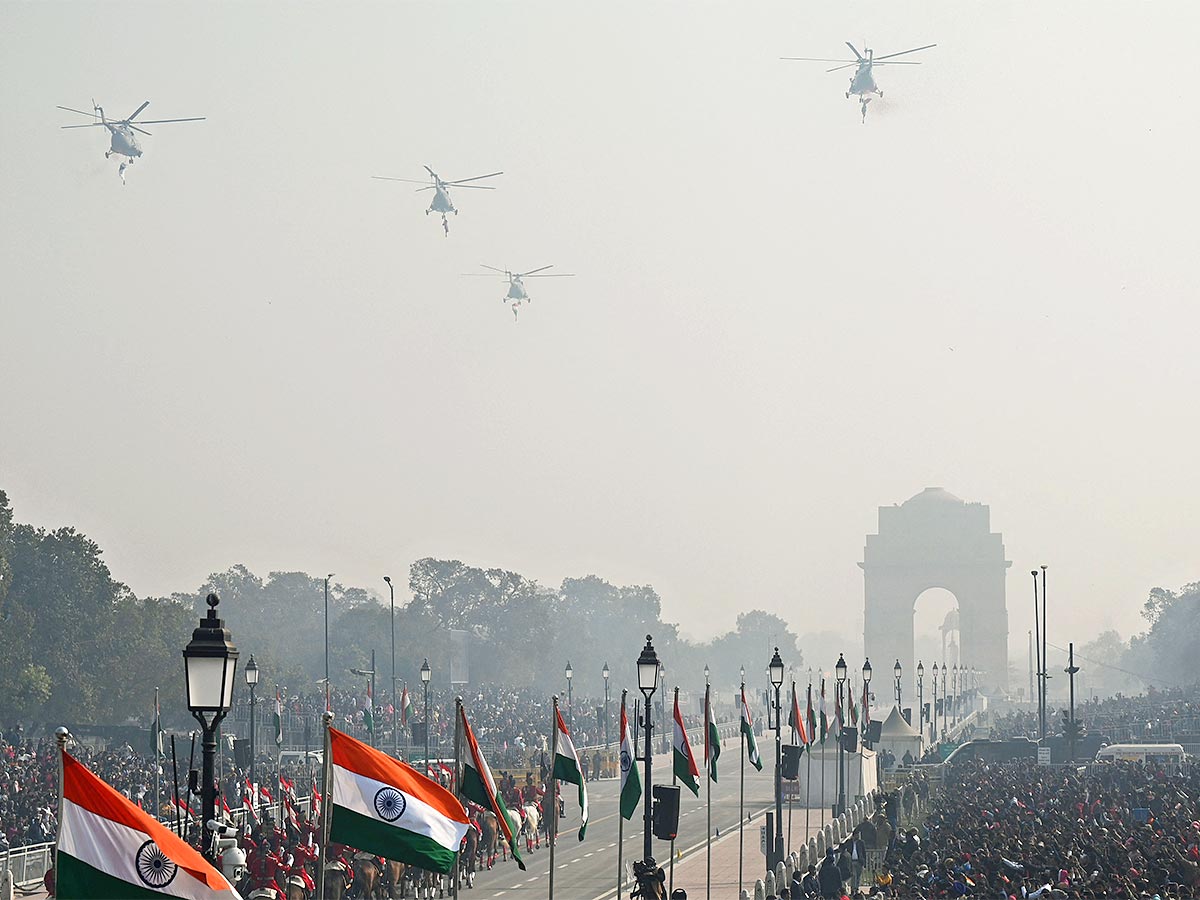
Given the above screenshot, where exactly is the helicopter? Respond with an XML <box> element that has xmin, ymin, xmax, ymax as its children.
<box><xmin>782</xmin><ymin>42</ymin><xmax>936</xmax><ymax>121</ymax></box>
<box><xmin>466</xmin><ymin>265</ymin><xmax>574</xmax><ymax>320</ymax></box>
<box><xmin>372</xmin><ymin>166</ymin><xmax>502</xmax><ymax>235</ymax></box>
<box><xmin>58</xmin><ymin>100</ymin><xmax>205</xmax><ymax>181</ymax></box>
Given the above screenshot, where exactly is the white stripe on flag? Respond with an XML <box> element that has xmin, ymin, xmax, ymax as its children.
<box><xmin>332</xmin><ymin>764</ymin><xmax>468</xmax><ymax>852</ymax></box>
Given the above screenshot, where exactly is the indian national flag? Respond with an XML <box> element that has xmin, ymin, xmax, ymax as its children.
<box><xmin>553</xmin><ymin>707</ymin><xmax>589</xmax><ymax>841</ymax></box>
<box><xmin>806</xmin><ymin>683</ymin><xmax>817</xmax><ymax>747</ymax></box>
<box><xmin>740</xmin><ymin>686</ymin><xmax>762</xmax><ymax>772</ymax></box>
<box><xmin>274</xmin><ymin>689</ymin><xmax>283</xmax><ymax>747</ymax></box>
<box><xmin>57</xmin><ymin>751</ymin><xmax>240</xmax><ymax>899</ymax></box>
<box><xmin>672</xmin><ymin>693</ymin><xmax>700</xmax><ymax>797</ymax></box>
<box><xmin>619</xmin><ymin>696</ymin><xmax>641</xmax><ymax>819</ymax></box>
<box><xmin>401</xmin><ymin>684</ymin><xmax>414</xmax><ymax>726</ymax></box>
<box><xmin>362</xmin><ymin>687</ymin><xmax>374</xmax><ymax>737</ymax></box>
<box><xmin>459</xmin><ymin>705</ymin><xmax>525</xmax><ymax>870</ymax></box>
<box><xmin>819</xmin><ymin>679</ymin><xmax>828</xmax><ymax>743</ymax></box>
<box><xmin>328</xmin><ymin>727</ymin><xmax>468</xmax><ymax>874</ymax></box>
<box><xmin>704</xmin><ymin>687</ymin><xmax>720</xmax><ymax>783</ymax></box>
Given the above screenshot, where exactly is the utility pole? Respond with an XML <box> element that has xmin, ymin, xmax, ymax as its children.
<box><xmin>1066</xmin><ymin>643</ymin><xmax>1080</xmax><ymax>762</ymax></box>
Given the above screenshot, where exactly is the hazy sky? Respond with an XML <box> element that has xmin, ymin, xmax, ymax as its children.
<box><xmin>2</xmin><ymin>2</ymin><xmax>1198</xmax><ymax>664</ymax></box>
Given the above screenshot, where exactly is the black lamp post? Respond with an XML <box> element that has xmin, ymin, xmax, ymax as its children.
<box><xmin>324</xmin><ymin>573</ymin><xmax>334</xmax><ymax>712</ymax></box>
<box><xmin>637</xmin><ymin>636</ymin><xmax>660</xmax><ymax>865</ymax></box>
<box><xmin>245</xmin><ymin>655</ymin><xmax>259</xmax><ymax>783</ymax></box>
<box><xmin>861</xmin><ymin>659</ymin><xmax>872</xmax><ymax>747</ymax></box>
<box><xmin>835</xmin><ymin>653</ymin><xmax>847</xmax><ymax>815</ymax></box>
<box><xmin>917</xmin><ymin>660</ymin><xmax>924</xmax><ymax>736</ymax></box>
<box><xmin>565</xmin><ymin>661</ymin><xmax>574</xmax><ymax>730</ymax></box>
<box><xmin>940</xmin><ymin>664</ymin><xmax>948</xmax><ymax>735</ymax></box>
<box><xmin>893</xmin><ymin>659</ymin><xmax>903</xmax><ymax>712</ymax></box>
<box><xmin>769</xmin><ymin>647</ymin><xmax>785</xmax><ymax>867</ymax></box>
<box><xmin>182</xmin><ymin>593</ymin><xmax>239</xmax><ymax>862</ymax></box>
<box><xmin>420</xmin><ymin>659</ymin><xmax>431</xmax><ymax>767</ymax></box>
<box><xmin>602</xmin><ymin>662</ymin><xmax>611</xmax><ymax>747</ymax></box>
<box><xmin>384</xmin><ymin>576</ymin><xmax>397</xmax><ymax>758</ymax></box>
<box><xmin>952</xmin><ymin>664</ymin><xmax>959</xmax><ymax>725</ymax></box>
<box><xmin>931</xmin><ymin>663</ymin><xmax>939</xmax><ymax>743</ymax></box>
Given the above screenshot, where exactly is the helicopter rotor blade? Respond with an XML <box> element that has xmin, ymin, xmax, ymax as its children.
<box><xmin>424</xmin><ymin>165</ymin><xmax>437</xmax><ymax>177</ymax></box>
<box><xmin>826</xmin><ymin>63</ymin><xmax>857</xmax><ymax>73</ymax></box>
<box><xmin>133</xmin><ymin>117</ymin><xmax>206</xmax><ymax>125</ymax></box>
<box><xmin>60</xmin><ymin>122</ymin><xmax>108</xmax><ymax>129</ymax></box>
<box><xmin>447</xmin><ymin>172</ymin><xmax>503</xmax><ymax>185</ymax></box>
<box><xmin>371</xmin><ymin>176</ymin><xmax>436</xmax><ymax>185</ymax></box>
<box><xmin>845</xmin><ymin>42</ymin><xmax>864</xmax><ymax>60</ymax></box>
<box><xmin>871</xmin><ymin>43</ymin><xmax>936</xmax><ymax>62</ymax></box>
<box><xmin>518</xmin><ymin>266</ymin><xmax>555</xmax><ymax>276</ymax></box>
<box><xmin>446</xmin><ymin>184</ymin><xmax>496</xmax><ymax>190</ymax></box>
<box><xmin>130</xmin><ymin>125</ymin><xmax>153</xmax><ymax>136</ymax></box>
<box><xmin>523</xmin><ymin>274</ymin><xmax>575</xmax><ymax>278</ymax></box>
<box><xmin>871</xmin><ymin>61</ymin><xmax>922</xmax><ymax>66</ymax></box>
<box><xmin>57</xmin><ymin>105</ymin><xmax>102</xmax><ymax>118</ymax></box>
<box><xmin>780</xmin><ymin>57</ymin><xmax>857</xmax><ymax>63</ymax></box>
<box><xmin>126</xmin><ymin>101</ymin><xmax>151</xmax><ymax>122</ymax></box>
<box><xmin>479</xmin><ymin>265</ymin><xmax>508</xmax><ymax>274</ymax></box>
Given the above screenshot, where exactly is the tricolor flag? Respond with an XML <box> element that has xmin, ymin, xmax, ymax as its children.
<box><xmin>401</xmin><ymin>684</ymin><xmax>414</xmax><ymax>727</ymax></box>
<box><xmin>740</xmin><ymin>686</ymin><xmax>763</xmax><ymax>771</ymax></box>
<box><xmin>790</xmin><ymin>681</ymin><xmax>808</xmax><ymax>747</ymax></box>
<box><xmin>619</xmin><ymin>696</ymin><xmax>642</xmax><ymax>819</ymax></box>
<box><xmin>818</xmin><ymin>679</ymin><xmax>828</xmax><ymax>743</ymax></box>
<box><xmin>672</xmin><ymin>693</ymin><xmax>700</xmax><ymax>797</ymax></box>
<box><xmin>848</xmin><ymin>681</ymin><xmax>859</xmax><ymax>728</ymax></box>
<box><xmin>806</xmin><ymin>684</ymin><xmax>817</xmax><ymax>748</ymax></box>
<box><xmin>274</xmin><ymin>689</ymin><xmax>283</xmax><ymax>747</ymax></box>
<box><xmin>832</xmin><ymin>682</ymin><xmax>843</xmax><ymax>740</ymax></box>
<box><xmin>552</xmin><ymin>707</ymin><xmax>589</xmax><ymax>841</ymax></box>
<box><xmin>57</xmin><ymin>751</ymin><xmax>240</xmax><ymax>899</ymax></box>
<box><xmin>328</xmin><ymin>727</ymin><xmax>468</xmax><ymax>874</ymax></box>
<box><xmin>363</xmin><ymin>685</ymin><xmax>374</xmax><ymax>737</ymax></box>
<box><xmin>704</xmin><ymin>688</ymin><xmax>720</xmax><ymax>783</ymax></box>
<box><xmin>459</xmin><ymin>705</ymin><xmax>525</xmax><ymax>869</ymax></box>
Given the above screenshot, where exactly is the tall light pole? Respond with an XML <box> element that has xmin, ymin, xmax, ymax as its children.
<box><xmin>384</xmin><ymin>576</ymin><xmax>397</xmax><ymax>757</ymax></box>
<box><xmin>351</xmin><ymin>663</ymin><xmax>376</xmax><ymax>747</ymax></box>
<box><xmin>182</xmin><ymin>593</ymin><xmax>239</xmax><ymax>863</ymax></box>
<box><xmin>940</xmin><ymin>664</ymin><xmax>948</xmax><ymax>736</ymax></box>
<box><xmin>768</xmin><ymin>647</ymin><xmax>785</xmax><ymax>869</ymax></box>
<box><xmin>861</xmin><ymin>659</ymin><xmax>872</xmax><ymax>748</ymax></box>
<box><xmin>952</xmin><ymin>664</ymin><xmax>959</xmax><ymax>725</ymax></box>
<box><xmin>245</xmin><ymin>655</ymin><xmax>259</xmax><ymax>783</ymax></box>
<box><xmin>324</xmin><ymin>573</ymin><xmax>334</xmax><ymax>712</ymax></box>
<box><xmin>565</xmin><ymin>661</ymin><xmax>574</xmax><ymax>730</ymax></box>
<box><xmin>916</xmin><ymin>661</ymin><xmax>924</xmax><ymax>737</ymax></box>
<box><xmin>420</xmin><ymin>658</ymin><xmax>431</xmax><ymax>767</ymax></box>
<box><xmin>931</xmin><ymin>663</ymin><xmax>939</xmax><ymax>743</ymax></box>
<box><xmin>637</xmin><ymin>636</ymin><xmax>661</xmax><ymax>866</ymax></box>
<box><xmin>834</xmin><ymin>653</ymin><xmax>847</xmax><ymax>815</ymax></box>
<box><xmin>893</xmin><ymin>659</ymin><xmax>903</xmax><ymax>713</ymax></box>
<box><xmin>602</xmin><ymin>662</ymin><xmax>611</xmax><ymax>747</ymax></box>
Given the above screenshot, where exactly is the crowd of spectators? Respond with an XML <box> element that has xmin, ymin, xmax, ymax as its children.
<box><xmin>992</xmin><ymin>685</ymin><xmax>1200</xmax><ymax>744</ymax></box>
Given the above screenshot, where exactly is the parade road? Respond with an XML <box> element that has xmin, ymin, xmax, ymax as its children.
<box><xmin>469</xmin><ymin>763</ymin><xmax>821</xmax><ymax>898</ymax></box>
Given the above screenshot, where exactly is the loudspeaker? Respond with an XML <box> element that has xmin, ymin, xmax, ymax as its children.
<box><xmin>233</xmin><ymin>738</ymin><xmax>251</xmax><ymax>769</ymax></box>
<box><xmin>840</xmin><ymin>727</ymin><xmax>858</xmax><ymax>752</ymax></box>
<box><xmin>781</xmin><ymin>744</ymin><xmax>801</xmax><ymax>779</ymax></box>
<box><xmin>411</xmin><ymin>722</ymin><xmax>428</xmax><ymax>744</ymax></box>
<box><xmin>866</xmin><ymin>721</ymin><xmax>882</xmax><ymax>743</ymax></box>
<box><xmin>652</xmin><ymin>784</ymin><xmax>681</xmax><ymax>841</ymax></box>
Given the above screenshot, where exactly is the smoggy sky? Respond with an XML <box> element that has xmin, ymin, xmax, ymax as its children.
<box><xmin>2</xmin><ymin>2</ymin><xmax>1197</xmax><ymax>662</ymax></box>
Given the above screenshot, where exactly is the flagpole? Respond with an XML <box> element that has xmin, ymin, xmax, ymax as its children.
<box><xmin>55</xmin><ymin>726</ymin><xmax>68</xmax><ymax>885</ymax></box>
<box><xmin>787</xmin><ymin>681</ymin><xmax>793</xmax><ymax>857</ymax></box>
<box><xmin>669</xmin><ymin>685</ymin><xmax>678</xmax><ymax>898</ymax></box>
<box><xmin>155</xmin><ymin>687</ymin><xmax>161</xmax><ymax>821</ymax></box>
<box><xmin>805</xmin><ymin>680</ymin><xmax>812</xmax><ymax>844</ymax></box>
<box><xmin>738</xmin><ymin>680</ymin><xmax>745</xmax><ymax>899</ymax></box>
<box><xmin>617</xmin><ymin>690</ymin><xmax>627</xmax><ymax>900</ymax></box>
<box><xmin>820</xmin><ymin>680</ymin><xmax>826</xmax><ymax>832</ymax></box>
<box><xmin>316</xmin><ymin>710</ymin><xmax>333</xmax><ymax>900</ymax></box>
<box><xmin>453</xmin><ymin>696</ymin><xmax>462</xmax><ymax>900</ymax></box>
<box><xmin>705</xmin><ymin>682</ymin><xmax>711</xmax><ymax>900</ymax></box>
<box><xmin>548</xmin><ymin>695</ymin><xmax>559</xmax><ymax>900</ymax></box>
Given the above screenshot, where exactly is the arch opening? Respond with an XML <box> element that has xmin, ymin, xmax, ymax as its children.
<box><xmin>913</xmin><ymin>588</ymin><xmax>960</xmax><ymax>671</ymax></box>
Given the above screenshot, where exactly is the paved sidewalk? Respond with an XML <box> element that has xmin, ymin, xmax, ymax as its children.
<box><xmin>666</xmin><ymin>805</ymin><xmax>831</xmax><ymax>899</ymax></box>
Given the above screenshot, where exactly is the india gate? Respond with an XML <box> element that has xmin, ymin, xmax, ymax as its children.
<box><xmin>861</xmin><ymin>487</ymin><xmax>1010</xmax><ymax>694</ymax></box>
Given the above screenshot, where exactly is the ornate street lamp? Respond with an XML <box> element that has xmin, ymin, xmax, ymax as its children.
<box><xmin>602</xmin><ymin>662</ymin><xmax>611</xmax><ymax>747</ymax></box>
<box><xmin>183</xmin><ymin>593</ymin><xmax>239</xmax><ymax>862</ymax></box>
<box><xmin>931</xmin><ymin>662</ymin><xmax>940</xmax><ymax>743</ymax></box>
<box><xmin>384</xmin><ymin>576</ymin><xmax>397</xmax><ymax>758</ymax></box>
<box><xmin>893</xmin><ymin>659</ymin><xmax>903</xmax><ymax>711</ymax></box>
<box><xmin>565</xmin><ymin>661</ymin><xmax>574</xmax><ymax>730</ymax></box>
<box><xmin>244</xmin><ymin>655</ymin><xmax>259</xmax><ymax>782</ymax></box>
<box><xmin>862</xmin><ymin>659</ymin><xmax>873</xmax><ymax>748</ymax></box>
<box><xmin>834</xmin><ymin>653</ymin><xmax>848</xmax><ymax>815</ymax></box>
<box><xmin>420</xmin><ymin>659</ymin><xmax>432</xmax><ymax>768</ymax></box>
<box><xmin>768</xmin><ymin>647</ymin><xmax>785</xmax><ymax>868</ymax></box>
<box><xmin>917</xmin><ymin>660</ymin><xmax>925</xmax><ymax>735</ymax></box>
<box><xmin>636</xmin><ymin>635</ymin><xmax>661</xmax><ymax>865</ymax></box>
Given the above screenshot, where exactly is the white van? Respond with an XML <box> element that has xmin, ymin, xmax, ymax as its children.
<box><xmin>1095</xmin><ymin>743</ymin><xmax>1185</xmax><ymax>770</ymax></box>
<box><xmin>279</xmin><ymin>750</ymin><xmax>323</xmax><ymax>768</ymax></box>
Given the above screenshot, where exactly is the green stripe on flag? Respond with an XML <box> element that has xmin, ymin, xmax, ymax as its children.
<box><xmin>58</xmin><ymin>853</ymin><xmax>186</xmax><ymax>899</ymax></box>
<box><xmin>330</xmin><ymin>805</ymin><xmax>458</xmax><ymax>874</ymax></box>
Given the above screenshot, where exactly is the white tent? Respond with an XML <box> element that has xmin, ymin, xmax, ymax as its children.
<box><xmin>791</xmin><ymin>741</ymin><xmax>878</xmax><ymax>809</ymax></box>
<box><xmin>875</xmin><ymin>705</ymin><xmax>923</xmax><ymax>763</ymax></box>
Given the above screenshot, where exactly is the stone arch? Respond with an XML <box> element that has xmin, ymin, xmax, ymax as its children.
<box><xmin>861</xmin><ymin>487</ymin><xmax>1010</xmax><ymax>693</ymax></box>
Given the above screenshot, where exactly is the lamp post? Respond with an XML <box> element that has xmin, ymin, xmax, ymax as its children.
<box><xmin>637</xmin><ymin>636</ymin><xmax>660</xmax><ymax>865</ymax></box>
<box><xmin>834</xmin><ymin>653</ymin><xmax>847</xmax><ymax>815</ymax></box>
<box><xmin>324</xmin><ymin>573</ymin><xmax>334</xmax><ymax>712</ymax></box>
<box><xmin>182</xmin><ymin>593</ymin><xmax>239</xmax><ymax>863</ymax></box>
<box><xmin>861</xmin><ymin>659</ymin><xmax>873</xmax><ymax>748</ymax></box>
<box><xmin>351</xmin><ymin>662</ymin><xmax>376</xmax><ymax>748</ymax></box>
<box><xmin>565</xmin><ymin>661</ymin><xmax>574</xmax><ymax>730</ymax></box>
<box><xmin>916</xmin><ymin>661</ymin><xmax>924</xmax><ymax>737</ymax></box>
<box><xmin>602</xmin><ymin>662</ymin><xmax>611</xmax><ymax>747</ymax></box>
<box><xmin>940</xmin><ymin>664</ymin><xmax>948</xmax><ymax>736</ymax></box>
<box><xmin>384</xmin><ymin>576</ymin><xmax>397</xmax><ymax>758</ymax></box>
<box><xmin>245</xmin><ymin>655</ymin><xmax>259</xmax><ymax>783</ymax></box>
<box><xmin>420</xmin><ymin>659</ymin><xmax>431</xmax><ymax>768</ymax></box>
<box><xmin>931</xmin><ymin>663</ymin><xmax>939</xmax><ymax>743</ymax></box>
<box><xmin>893</xmin><ymin>659</ymin><xmax>903</xmax><ymax>712</ymax></box>
<box><xmin>769</xmin><ymin>647</ymin><xmax>785</xmax><ymax>868</ymax></box>
<box><xmin>952</xmin><ymin>664</ymin><xmax>959</xmax><ymax>725</ymax></box>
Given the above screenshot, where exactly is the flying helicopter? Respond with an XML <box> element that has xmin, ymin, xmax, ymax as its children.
<box><xmin>466</xmin><ymin>265</ymin><xmax>574</xmax><ymax>320</ymax></box>
<box><xmin>58</xmin><ymin>100</ymin><xmax>205</xmax><ymax>181</ymax></box>
<box><xmin>781</xmin><ymin>42</ymin><xmax>936</xmax><ymax>121</ymax></box>
<box><xmin>372</xmin><ymin>166</ymin><xmax>502</xmax><ymax>235</ymax></box>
